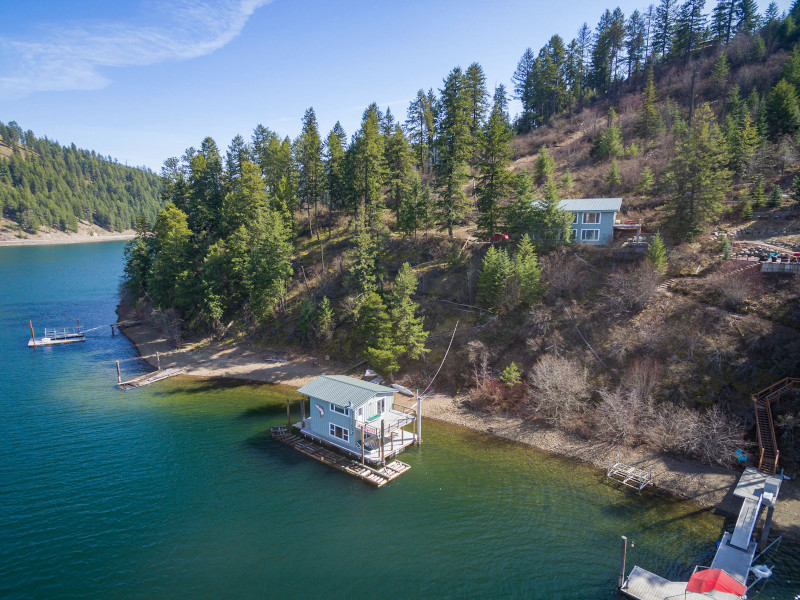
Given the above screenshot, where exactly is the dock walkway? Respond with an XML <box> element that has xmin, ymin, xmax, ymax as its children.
<box><xmin>270</xmin><ymin>425</ymin><xmax>410</xmax><ymax>487</ymax></box>
<box><xmin>118</xmin><ymin>367</ymin><xmax>185</xmax><ymax>390</ymax></box>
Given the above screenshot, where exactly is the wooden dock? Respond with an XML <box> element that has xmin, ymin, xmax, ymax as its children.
<box><xmin>606</xmin><ymin>456</ymin><xmax>652</xmax><ymax>492</ymax></box>
<box><xmin>118</xmin><ymin>367</ymin><xmax>185</xmax><ymax>390</ymax></box>
<box><xmin>270</xmin><ymin>425</ymin><xmax>410</xmax><ymax>487</ymax></box>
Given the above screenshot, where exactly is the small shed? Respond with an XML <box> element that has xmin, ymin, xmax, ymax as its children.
<box><xmin>296</xmin><ymin>375</ymin><xmax>416</xmax><ymax>464</ymax></box>
<box><xmin>559</xmin><ymin>197</ymin><xmax>622</xmax><ymax>244</ymax></box>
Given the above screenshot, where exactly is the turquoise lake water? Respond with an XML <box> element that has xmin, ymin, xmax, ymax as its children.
<box><xmin>0</xmin><ymin>241</ymin><xmax>797</xmax><ymax>599</ymax></box>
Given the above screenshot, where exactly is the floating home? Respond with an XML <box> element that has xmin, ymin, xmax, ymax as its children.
<box><xmin>295</xmin><ymin>375</ymin><xmax>417</xmax><ymax>465</ymax></box>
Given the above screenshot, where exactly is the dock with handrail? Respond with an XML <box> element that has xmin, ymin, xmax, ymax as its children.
<box><xmin>270</xmin><ymin>425</ymin><xmax>410</xmax><ymax>487</ymax></box>
<box><xmin>117</xmin><ymin>367</ymin><xmax>185</xmax><ymax>389</ymax></box>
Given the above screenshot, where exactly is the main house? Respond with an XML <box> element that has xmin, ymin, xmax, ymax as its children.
<box><xmin>296</xmin><ymin>375</ymin><xmax>416</xmax><ymax>464</ymax></box>
<box><xmin>560</xmin><ymin>197</ymin><xmax>622</xmax><ymax>244</ymax></box>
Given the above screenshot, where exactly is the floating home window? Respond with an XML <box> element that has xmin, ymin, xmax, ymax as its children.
<box><xmin>581</xmin><ymin>229</ymin><xmax>600</xmax><ymax>241</ymax></box>
<box><xmin>329</xmin><ymin>423</ymin><xmax>349</xmax><ymax>442</ymax></box>
<box><xmin>330</xmin><ymin>403</ymin><xmax>349</xmax><ymax>415</ymax></box>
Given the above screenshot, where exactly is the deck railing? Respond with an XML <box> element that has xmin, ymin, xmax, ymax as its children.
<box><xmin>753</xmin><ymin>378</ymin><xmax>800</xmax><ymax>474</ymax></box>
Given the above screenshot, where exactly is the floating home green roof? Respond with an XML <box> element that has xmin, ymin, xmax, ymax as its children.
<box><xmin>297</xmin><ymin>375</ymin><xmax>395</xmax><ymax>408</ymax></box>
<box><xmin>557</xmin><ymin>198</ymin><xmax>622</xmax><ymax>212</ymax></box>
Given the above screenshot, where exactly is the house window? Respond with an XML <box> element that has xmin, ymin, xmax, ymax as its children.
<box><xmin>330</xmin><ymin>403</ymin><xmax>349</xmax><ymax>416</ymax></box>
<box><xmin>569</xmin><ymin>228</ymin><xmax>577</xmax><ymax>240</ymax></box>
<box><xmin>581</xmin><ymin>229</ymin><xmax>600</xmax><ymax>241</ymax></box>
<box><xmin>583</xmin><ymin>212</ymin><xmax>600</xmax><ymax>224</ymax></box>
<box><xmin>329</xmin><ymin>423</ymin><xmax>349</xmax><ymax>442</ymax></box>
<box><xmin>376</xmin><ymin>397</ymin><xmax>385</xmax><ymax>414</ymax></box>
<box><xmin>572</xmin><ymin>213</ymin><xmax>578</xmax><ymax>223</ymax></box>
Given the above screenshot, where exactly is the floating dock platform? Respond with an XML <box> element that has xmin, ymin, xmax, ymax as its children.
<box><xmin>620</xmin><ymin>467</ymin><xmax>783</xmax><ymax>600</ymax></box>
<box><xmin>28</xmin><ymin>319</ymin><xmax>85</xmax><ymax>347</ymax></box>
<box><xmin>118</xmin><ymin>367</ymin><xmax>185</xmax><ymax>390</ymax></box>
<box><xmin>270</xmin><ymin>425</ymin><xmax>410</xmax><ymax>487</ymax></box>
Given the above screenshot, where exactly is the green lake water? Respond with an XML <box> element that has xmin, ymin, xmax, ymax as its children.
<box><xmin>0</xmin><ymin>241</ymin><xmax>797</xmax><ymax>599</ymax></box>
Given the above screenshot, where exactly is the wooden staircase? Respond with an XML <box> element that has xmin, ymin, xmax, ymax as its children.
<box><xmin>753</xmin><ymin>378</ymin><xmax>800</xmax><ymax>475</ymax></box>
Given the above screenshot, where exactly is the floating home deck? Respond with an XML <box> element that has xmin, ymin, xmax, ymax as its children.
<box><xmin>270</xmin><ymin>425</ymin><xmax>410</xmax><ymax>487</ymax></box>
<box><xmin>620</xmin><ymin>467</ymin><xmax>783</xmax><ymax>600</ymax></box>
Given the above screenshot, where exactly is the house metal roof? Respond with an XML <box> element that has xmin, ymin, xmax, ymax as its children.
<box><xmin>558</xmin><ymin>198</ymin><xmax>622</xmax><ymax>212</ymax></box>
<box><xmin>297</xmin><ymin>375</ymin><xmax>395</xmax><ymax>408</ymax></box>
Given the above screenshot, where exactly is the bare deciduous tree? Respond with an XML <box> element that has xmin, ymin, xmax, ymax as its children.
<box><xmin>601</xmin><ymin>264</ymin><xmax>660</xmax><ymax>316</ymax></box>
<box><xmin>526</xmin><ymin>354</ymin><xmax>590</xmax><ymax>429</ymax></box>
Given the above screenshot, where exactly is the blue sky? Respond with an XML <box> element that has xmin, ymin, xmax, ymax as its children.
<box><xmin>1</xmin><ymin>0</ymin><xmax>791</xmax><ymax>172</ymax></box>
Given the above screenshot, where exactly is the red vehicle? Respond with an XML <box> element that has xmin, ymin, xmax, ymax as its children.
<box><xmin>486</xmin><ymin>232</ymin><xmax>509</xmax><ymax>242</ymax></box>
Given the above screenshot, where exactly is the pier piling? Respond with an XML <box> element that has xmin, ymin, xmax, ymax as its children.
<box><xmin>416</xmin><ymin>388</ymin><xmax>422</xmax><ymax>445</ymax></box>
<box><xmin>619</xmin><ymin>535</ymin><xmax>627</xmax><ymax>589</ymax></box>
<box><xmin>116</xmin><ymin>361</ymin><xmax>121</xmax><ymax>385</ymax></box>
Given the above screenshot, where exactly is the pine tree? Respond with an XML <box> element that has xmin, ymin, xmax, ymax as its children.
<box><xmin>388</xmin><ymin>263</ymin><xmax>429</xmax><ymax>363</ymax></box>
<box><xmin>730</xmin><ymin>110</ymin><xmax>759</xmax><ymax>177</ymax></box>
<box><xmin>476</xmin><ymin>88</ymin><xmax>514</xmax><ymax>238</ymax></box>
<box><xmin>348</xmin><ymin>218</ymin><xmax>382</xmax><ymax>296</ymax></box>
<box><xmin>734</xmin><ymin>0</ymin><xmax>760</xmax><ymax>34</ymax></box>
<box><xmin>711</xmin><ymin>0</ymin><xmax>735</xmax><ymax>44</ymax></box>
<box><xmin>626</xmin><ymin>10</ymin><xmax>647</xmax><ymax>78</ymax></box>
<box><xmin>530</xmin><ymin>196</ymin><xmax>574</xmax><ymax>251</ymax></box>
<box><xmin>188</xmin><ymin>137</ymin><xmax>224</xmax><ymax>238</ymax></box>
<box><xmin>147</xmin><ymin>204</ymin><xmax>193</xmax><ymax>308</ymax></box>
<box><xmin>315</xmin><ymin>296</ymin><xmax>335</xmax><ymax>342</ymax></box>
<box><xmin>793</xmin><ymin>175</ymin><xmax>800</xmax><ymax>205</ymax></box>
<box><xmin>405</xmin><ymin>90</ymin><xmax>435</xmax><ymax>173</ymax></box>
<box><xmin>512</xmin><ymin>49</ymin><xmax>537</xmax><ymax>133</ymax></box>
<box><xmin>664</xmin><ymin>103</ymin><xmax>732</xmax><ymax>239</ymax></box>
<box><xmin>357</xmin><ymin>292</ymin><xmax>402</xmax><ymax>378</ymax></box>
<box><xmin>645</xmin><ymin>232</ymin><xmax>668</xmax><ymax>275</ymax></box>
<box><xmin>709</xmin><ymin>54</ymin><xmax>730</xmax><ymax>109</ymax></box>
<box><xmin>782</xmin><ymin>47</ymin><xmax>800</xmax><ymax>92</ymax></box>
<box><xmin>638</xmin><ymin>166</ymin><xmax>656</xmax><ymax>195</ymax></box>
<box><xmin>326</xmin><ymin>122</ymin><xmax>347</xmax><ymax>213</ymax></box>
<box><xmin>750</xmin><ymin>174</ymin><xmax>765</xmax><ymax>208</ymax></box>
<box><xmin>768</xmin><ymin>186</ymin><xmax>783</xmax><ymax>207</ymax></box>
<box><xmin>740</xmin><ymin>198</ymin><xmax>753</xmax><ymax>220</ymax></box>
<box><xmin>477</xmin><ymin>245</ymin><xmax>512</xmax><ymax>309</ymax></box>
<box><xmin>605</xmin><ymin>160</ymin><xmax>622</xmax><ymax>192</ymax></box>
<box><xmin>636</xmin><ymin>66</ymin><xmax>662</xmax><ymax>139</ymax></box>
<box><xmin>653</xmin><ymin>0</ymin><xmax>679</xmax><ymax>58</ymax></box>
<box><xmin>500</xmin><ymin>362</ymin><xmax>522</xmax><ymax>387</ymax></box>
<box><xmin>248</xmin><ymin>206</ymin><xmax>293</xmax><ymax>322</ymax></box>
<box><xmin>672</xmin><ymin>0</ymin><xmax>707</xmax><ymax>63</ymax></box>
<box><xmin>513</xmin><ymin>234</ymin><xmax>543</xmax><ymax>306</ymax></box>
<box><xmin>384</xmin><ymin>124</ymin><xmax>414</xmax><ymax>218</ymax></box>
<box><xmin>534</xmin><ymin>145</ymin><xmax>556</xmax><ymax>185</ymax></box>
<box><xmin>504</xmin><ymin>170</ymin><xmax>538</xmax><ymax>237</ymax></box>
<box><xmin>220</xmin><ymin>160</ymin><xmax>267</xmax><ymax>236</ymax></box>
<box><xmin>766</xmin><ymin>79</ymin><xmax>800</xmax><ymax>139</ymax></box>
<box><xmin>351</xmin><ymin>104</ymin><xmax>386</xmax><ymax>226</ymax></box>
<box><xmin>464</xmin><ymin>62</ymin><xmax>490</xmax><ymax>160</ymax></box>
<box><xmin>434</xmin><ymin>67</ymin><xmax>472</xmax><ymax>236</ymax></box>
<box><xmin>593</xmin><ymin>109</ymin><xmax>624</xmax><ymax>160</ymax></box>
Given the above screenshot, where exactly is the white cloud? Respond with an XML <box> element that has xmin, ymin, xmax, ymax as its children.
<box><xmin>0</xmin><ymin>0</ymin><xmax>271</xmax><ymax>95</ymax></box>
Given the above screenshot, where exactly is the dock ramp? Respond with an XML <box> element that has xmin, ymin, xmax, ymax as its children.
<box><xmin>729</xmin><ymin>495</ymin><xmax>762</xmax><ymax>550</ymax></box>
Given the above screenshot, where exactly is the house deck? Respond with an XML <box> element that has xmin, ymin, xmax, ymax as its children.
<box><xmin>270</xmin><ymin>425</ymin><xmax>410</xmax><ymax>487</ymax></box>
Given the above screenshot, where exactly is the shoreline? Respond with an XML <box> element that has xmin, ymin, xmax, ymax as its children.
<box><xmin>0</xmin><ymin>233</ymin><xmax>134</xmax><ymax>247</ymax></box>
<box><xmin>116</xmin><ymin>312</ymin><xmax>799</xmax><ymax>538</ymax></box>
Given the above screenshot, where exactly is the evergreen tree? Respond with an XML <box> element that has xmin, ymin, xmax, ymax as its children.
<box><xmin>626</xmin><ymin>10</ymin><xmax>647</xmax><ymax>78</ymax></box>
<box><xmin>220</xmin><ymin>160</ymin><xmax>266</xmax><ymax>235</ymax></box>
<box><xmin>672</xmin><ymin>0</ymin><xmax>707</xmax><ymax>62</ymax></box>
<box><xmin>768</xmin><ymin>186</ymin><xmax>783</xmax><ymax>207</ymax></box>
<box><xmin>384</xmin><ymin>124</ymin><xmax>414</xmax><ymax>218</ymax></box>
<box><xmin>605</xmin><ymin>160</ymin><xmax>622</xmax><ymax>192</ymax></box>
<box><xmin>147</xmin><ymin>204</ymin><xmax>193</xmax><ymax>308</ymax></box>
<box><xmin>792</xmin><ymin>175</ymin><xmax>800</xmax><ymax>205</ymax></box>
<box><xmin>464</xmin><ymin>62</ymin><xmax>490</xmax><ymax>159</ymax></box>
<box><xmin>248</xmin><ymin>206</ymin><xmax>293</xmax><ymax>322</ymax></box>
<box><xmin>187</xmin><ymin>137</ymin><xmax>224</xmax><ymax>238</ymax></box>
<box><xmin>765</xmin><ymin>79</ymin><xmax>800</xmax><ymax>139</ymax></box>
<box><xmin>534</xmin><ymin>145</ymin><xmax>556</xmax><ymax>185</ymax></box>
<box><xmin>397</xmin><ymin>173</ymin><xmax>431</xmax><ymax>240</ymax></box>
<box><xmin>653</xmin><ymin>0</ymin><xmax>679</xmax><ymax>58</ymax></box>
<box><xmin>636</xmin><ymin>66</ymin><xmax>662</xmax><ymax>138</ymax></box>
<box><xmin>709</xmin><ymin>54</ymin><xmax>730</xmax><ymax>111</ymax></box>
<box><xmin>782</xmin><ymin>47</ymin><xmax>800</xmax><ymax>92</ymax></box>
<box><xmin>388</xmin><ymin>263</ymin><xmax>429</xmax><ymax>364</ymax></box>
<box><xmin>356</xmin><ymin>292</ymin><xmax>401</xmax><ymax>377</ymax></box>
<box><xmin>645</xmin><ymin>232</ymin><xmax>668</xmax><ymax>274</ymax></box>
<box><xmin>405</xmin><ymin>90</ymin><xmax>435</xmax><ymax>173</ymax></box>
<box><xmin>296</xmin><ymin>107</ymin><xmax>326</xmax><ymax>240</ymax></box>
<box><xmin>500</xmin><ymin>362</ymin><xmax>522</xmax><ymax>387</ymax></box>
<box><xmin>750</xmin><ymin>174</ymin><xmax>765</xmax><ymax>207</ymax></box>
<box><xmin>734</xmin><ymin>0</ymin><xmax>760</xmax><ymax>34</ymax></box>
<box><xmin>512</xmin><ymin>48</ymin><xmax>537</xmax><ymax>133</ymax></box>
<box><xmin>530</xmin><ymin>196</ymin><xmax>574</xmax><ymax>251</ymax></box>
<box><xmin>513</xmin><ymin>234</ymin><xmax>543</xmax><ymax>306</ymax></box>
<box><xmin>504</xmin><ymin>169</ymin><xmax>538</xmax><ymax>237</ymax></box>
<box><xmin>315</xmin><ymin>296</ymin><xmax>335</xmax><ymax>342</ymax></box>
<box><xmin>434</xmin><ymin>67</ymin><xmax>472</xmax><ymax>236</ymax></box>
<box><xmin>740</xmin><ymin>197</ymin><xmax>754</xmax><ymax>219</ymax></box>
<box><xmin>663</xmin><ymin>103</ymin><xmax>732</xmax><ymax>239</ymax></box>
<box><xmin>348</xmin><ymin>216</ymin><xmax>382</xmax><ymax>296</ymax></box>
<box><xmin>326</xmin><ymin>122</ymin><xmax>348</xmax><ymax>213</ymax></box>
<box><xmin>351</xmin><ymin>103</ymin><xmax>386</xmax><ymax>226</ymax></box>
<box><xmin>730</xmin><ymin>110</ymin><xmax>759</xmax><ymax>176</ymax></box>
<box><xmin>477</xmin><ymin>245</ymin><xmax>512</xmax><ymax>309</ymax></box>
<box><xmin>711</xmin><ymin>0</ymin><xmax>735</xmax><ymax>44</ymax></box>
<box><xmin>476</xmin><ymin>88</ymin><xmax>514</xmax><ymax>237</ymax></box>
<box><xmin>123</xmin><ymin>217</ymin><xmax>153</xmax><ymax>298</ymax></box>
<box><xmin>593</xmin><ymin>108</ymin><xmax>624</xmax><ymax>160</ymax></box>
<box><xmin>638</xmin><ymin>166</ymin><xmax>656</xmax><ymax>195</ymax></box>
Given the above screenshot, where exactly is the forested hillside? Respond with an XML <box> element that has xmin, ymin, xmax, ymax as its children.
<box><xmin>0</xmin><ymin>121</ymin><xmax>162</xmax><ymax>234</ymax></box>
<box><xmin>124</xmin><ymin>0</ymin><xmax>800</xmax><ymax>467</ymax></box>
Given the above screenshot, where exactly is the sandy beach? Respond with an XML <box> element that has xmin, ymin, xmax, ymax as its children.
<box><xmin>118</xmin><ymin>316</ymin><xmax>800</xmax><ymax>538</ymax></box>
<box><xmin>0</xmin><ymin>218</ymin><xmax>135</xmax><ymax>246</ymax></box>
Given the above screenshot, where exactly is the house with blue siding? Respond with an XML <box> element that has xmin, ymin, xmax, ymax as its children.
<box><xmin>296</xmin><ymin>375</ymin><xmax>416</xmax><ymax>464</ymax></box>
<box><xmin>560</xmin><ymin>198</ymin><xmax>622</xmax><ymax>244</ymax></box>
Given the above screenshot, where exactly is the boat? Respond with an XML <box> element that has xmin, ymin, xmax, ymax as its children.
<box><xmin>28</xmin><ymin>320</ymin><xmax>85</xmax><ymax>347</ymax></box>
